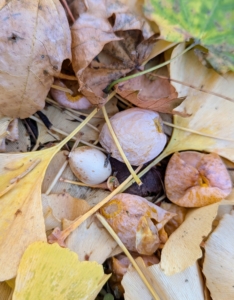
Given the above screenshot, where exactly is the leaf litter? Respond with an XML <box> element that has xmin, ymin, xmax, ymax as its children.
<box><xmin>0</xmin><ymin>0</ymin><xmax>234</xmax><ymax>299</ymax></box>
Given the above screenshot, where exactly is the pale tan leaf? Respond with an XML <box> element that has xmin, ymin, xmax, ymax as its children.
<box><xmin>63</xmin><ymin>217</ymin><xmax>121</xmax><ymax>264</ymax></box>
<box><xmin>160</xmin><ymin>202</ymin><xmax>219</xmax><ymax>275</ymax></box>
<box><xmin>203</xmin><ymin>211</ymin><xmax>234</xmax><ymax>300</ymax></box>
<box><xmin>0</xmin><ymin>116</ymin><xmax>12</xmax><ymax>152</ymax></box>
<box><xmin>12</xmin><ymin>241</ymin><xmax>110</xmax><ymax>300</ymax></box>
<box><xmin>0</xmin><ymin>0</ymin><xmax>71</xmax><ymax>118</ymax></box>
<box><xmin>5</xmin><ymin>120</ymin><xmax>31</xmax><ymax>153</ymax></box>
<box><xmin>163</xmin><ymin>43</ymin><xmax>234</xmax><ymax>161</ymax></box>
<box><xmin>42</xmin><ymin>192</ymin><xmax>90</xmax><ymax>230</ymax></box>
<box><xmin>122</xmin><ymin>258</ymin><xmax>204</xmax><ymax>300</ymax></box>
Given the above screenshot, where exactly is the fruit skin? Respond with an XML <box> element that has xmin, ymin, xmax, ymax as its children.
<box><xmin>165</xmin><ymin>151</ymin><xmax>233</xmax><ymax>207</ymax></box>
<box><xmin>100</xmin><ymin>193</ymin><xmax>176</xmax><ymax>255</ymax></box>
<box><xmin>69</xmin><ymin>146</ymin><xmax>112</xmax><ymax>185</ymax></box>
<box><xmin>99</xmin><ymin>107</ymin><xmax>167</xmax><ymax>165</ymax></box>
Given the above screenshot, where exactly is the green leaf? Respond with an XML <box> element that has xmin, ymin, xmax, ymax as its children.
<box><xmin>144</xmin><ymin>0</ymin><xmax>234</xmax><ymax>73</ymax></box>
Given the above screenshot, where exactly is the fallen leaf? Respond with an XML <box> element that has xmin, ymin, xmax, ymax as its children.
<box><xmin>0</xmin><ymin>106</ymin><xmax>100</xmax><ymax>280</ymax></box>
<box><xmin>0</xmin><ymin>0</ymin><xmax>71</xmax><ymax>118</ymax></box>
<box><xmin>0</xmin><ymin>281</ymin><xmax>12</xmax><ymax>300</ymax></box>
<box><xmin>160</xmin><ymin>202</ymin><xmax>219</xmax><ymax>275</ymax></box>
<box><xmin>6</xmin><ymin>120</ymin><xmax>31</xmax><ymax>153</ymax></box>
<box><xmin>203</xmin><ymin>211</ymin><xmax>234</xmax><ymax>300</ymax></box>
<box><xmin>0</xmin><ymin>148</ymin><xmax>59</xmax><ymax>280</ymax></box>
<box><xmin>71</xmin><ymin>0</ymin><xmax>159</xmax><ymax>105</ymax></box>
<box><xmin>116</xmin><ymin>68</ymin><xmax>181</xmax><ymax>114</ymax></box>
<box><xmin>149</xmin><ymin>43</ymin><xmax>234</xmax><ymax>162</ymax></box>
<box><xmin>145</xmin><ymin>0</ymin><xmax>234</xmax><ymax>73</ymax></box>
<box><xmin>0</xmin><ymin>116</ymin><xmax>13</xmax><ymax>151</ymax></box>
<box><xmin>63</xmin><ymin>217</ymin><xmax>121</xmax><ymax>264</ymax></box>
<box><xmin>12</xmin><ymin>241</ymin><xmax>110</xmax><ymax>300</ymax></box>
<box><xmin>122</xmin><ymin>258</ymin><xmax>205</xmax><ymax>300</ymax></box>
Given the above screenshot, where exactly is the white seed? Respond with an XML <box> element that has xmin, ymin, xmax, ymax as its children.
<box><xmin>69</xmin><ymin>146</ymin><xmax>112</xmax><ymax>185</ymax></box>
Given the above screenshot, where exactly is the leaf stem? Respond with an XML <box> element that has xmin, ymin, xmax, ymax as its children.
<box><xmin>104</xmin><ymin>42</ymin><xmax>196</xmax><ymax>92</ymax></box>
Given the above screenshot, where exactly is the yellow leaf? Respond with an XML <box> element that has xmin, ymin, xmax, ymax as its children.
<box><xmin>12</xmin><ymin>242</ymin><xmax>110</xmax><ymax>300</ymax></box>
<box><xmin>160</xmin><ymin>202</ymin><xmax>219</xmax><ymax>275</ymax></box>
<box><xmin>167</xmin><ymin>43</ymin><xmax>234</xmax><ymax>159</ymax></box>
<box><xmin>0</xmin><ymin>107</ymin><xmax>100</xmax><ymax>281</ymax></box>
<box><xmin>122</xmin><ymin>257</ymin><xmax>204</xmax><ymax>300</ymax></box>
<box><xmin>203</xmin><ymin>211</ymin><xmax>234</xmax><ymax>300</ymax></box>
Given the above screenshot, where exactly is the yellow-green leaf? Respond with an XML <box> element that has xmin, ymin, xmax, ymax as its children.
<box><xmin>12</xmin><ymin>242</ymin><xmax>110</xmax><ymax>300</ymax></box>
<box><xmin>145</xmin><ymin>0</ymin><xmax>234</xmax><ymax>73</ymax></box>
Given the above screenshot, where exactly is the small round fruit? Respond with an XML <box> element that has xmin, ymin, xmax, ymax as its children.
<box><xmin>99</xmin><ymin>108</ymin><xmax>167</xmax><ymax>165</ymax></box>
<box><xmin>69</xmin><ymin>146</ymin><xmax>112</xmax><ymax>185</ymax></box>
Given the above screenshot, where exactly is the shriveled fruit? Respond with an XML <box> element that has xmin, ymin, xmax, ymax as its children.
<box><xmin>69</xmin><ymin>146</ymin><xmax>112</xmax><ymax>185</ymax></box>
<box><xmin>51</xmin><ymin>79</ymin><xmax>92</xmax><ymax>110</ymax></box>
<box><xmin>165</xmin><ymin>151</ymin><xmax>232</xmax><ymax>207</ymax></box>
<box><xmin>99</xmin><ymin>193</ymin><xmax>175</xmax><ymax>255</ymax></box>
<box><xmin>99</xmin><ymin>108</ymin><xmax>167</xmax><ymax>165</ymax></box>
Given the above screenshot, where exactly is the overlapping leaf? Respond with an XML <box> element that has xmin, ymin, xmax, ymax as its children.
<box><xmin>13</xmin><ymin>242</ymin><xmax>110</xmax><ymax>300</ymax></box>
<box><xmin>145</xmin><ymin>0</ymin><xmax>234</xmax><ymax>73</ymax></box>
<box><xmin>0</xmin><ymin>0</ymin><xmax>71</xmax><ymax>118</ymax></box>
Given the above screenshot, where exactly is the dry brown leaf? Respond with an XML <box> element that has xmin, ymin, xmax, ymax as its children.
<box><xmin>42</xmin><ymin>192</ymin><xmax>91</xmax><ymax>230</ymax></box>
<box><xmin>116</xmin><ymin>68</ymin><xmax>181</xmax><ymax>114</ymax></box>
<box><xmin>0</xmin><ymin>281</ymin><xmax>12</xmax><ymax>300</ymax></box>
<box><xmin>203</xmin><ymin>211</ymin><xmax>234</xmax><ymax>300</ymax></box>
<box><xmin>160</xmin><ymin>202</ymin><xmax>220</xmax><ymax>275</ymax></box>
<box><xmin>63</xmin><ymin>217</ymin><xmax>121</xmax><ymax>264</ymax></box>
<box><xmin>0</xmin><ymin>0</ymin><xmax>71</xmax><ymax>118</ymax></box>
<box><xmin>122</xmin><ymin>258</ymin><xmax>204</xmax><ymax>300</ymax></box>
<box><xmin>71</xmin><ymin>0</ymin><xmax>159</xmax><ymax>106</ymax></box>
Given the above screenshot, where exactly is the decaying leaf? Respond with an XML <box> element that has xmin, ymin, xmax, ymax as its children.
<box><xmin>203</xmin><ymin>211</ymin><xmax>234</xmax><ymax>300</ymax></box>
<box><xmin>0</xmin><ymin>0</ymin><xmax>71</xmax><ymax>118</ymax></box>
<box><xmin>42</xmin><ymin>192</ymin><xmax>91</xmax><ymax>230</ymax></box>
<box><xmin>160</xmin><ymin>202</ymin><xmax>219</xmax><ymax>275</ymax></box>
<box><xmin>116</xmin><ymin>67</ymin><xmax>181</xmax><ymax>114</ymax></box>
<box><xmin>145</xmin><ymin>0</ymin><xmax>234</xmax><ymax>73</ymax></box>
<box><xmin>165</xmin><ymin>152</ymin><xmax>232</xmax><ymax>207</ymax></box>
<box><xmin>122</xmin><ymin>258</ymin><xmax>204</xmax><ymax>300</ymax></box>
<box><xmin>151</xmin><ymin>43</ymin><xmax>234</xmax><ymax>162</ymax></box>
<box><xmin>12</xmin><ymin>241</ymin><xmax>110</xmax><ymax>300</ymax></box>
<box><xmin>71</xmin><ymin>0</ymin><xmax>160</xmax><ymax>105</ymax></box>
<box><xmin>63</xmin><ymin>217</ymin><xmax>121</xmax><ymax>264</ymax></box>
